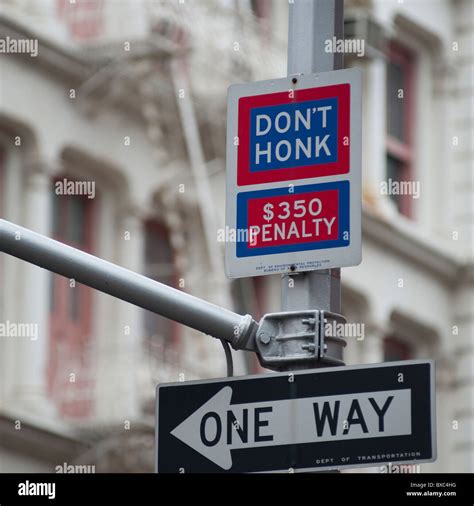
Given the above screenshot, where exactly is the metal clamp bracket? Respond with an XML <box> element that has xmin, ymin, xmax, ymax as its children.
<box><xmin>255</xmin><ymin>310</ymin><xmax>346</xmax><ymax>371</ymax></box>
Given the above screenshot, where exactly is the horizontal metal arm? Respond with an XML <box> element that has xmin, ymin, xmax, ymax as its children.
<box><xmin>0</xmin><ymin>220</ymin><xmax>257</xmax><ymax>351</ymax></box>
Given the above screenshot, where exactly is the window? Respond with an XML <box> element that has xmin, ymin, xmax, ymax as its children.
<box><xmin>385</xmin><ymin>41</ymin><xmax>415</xmax><ymax>217</ymax></box>
<box><xmin>143</xmin><ymin>220</ymin><xmax>179</xmax><ymax>358</ymax></box>
<box><xmin>383</xmin><ymin>336</ymin><xmax>413</xmax><ymax>362</ymax></box>
<box><xmin>57</xmin><ymin>0</ymin><xmax>104</xmax><ymax>40</ymax></box>
<box><xmin>250</xmin><ymin>0</ymin><xmax>271</xmax><ymax>19</ymax></box>
<box><xmin>49</xmin><ymin>181</ymin><xmax>95</xmax><ymax>419</ymax></box>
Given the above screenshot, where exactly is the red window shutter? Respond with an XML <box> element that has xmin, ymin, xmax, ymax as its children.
<box><xmin>143</xmin><ymin>220</ymin><xmax>180</xmax><ymax>356</ymax></box>
<box><xmin>383</xmin><ymin>336</ymin><xmax>413</xmax><ymax>362</ymax></box>
<box><xmin>57</xmin><ymin>0</ymin><xmax>104</xmax><ymax>40</ymax></box>
<box><xmin>49</xmin><ymin>183</ymin><xmax>96</xmax><ymax>419</ymax></box>
<box><xmin>385</xmin><ymin>41</ymin><xmax>416</xmax><ymax>218</ymax></box>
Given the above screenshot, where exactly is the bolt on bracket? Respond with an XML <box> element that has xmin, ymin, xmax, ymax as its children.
<box><xmin>255</xmin><ymin>309</ymin><xmax>346</xmax><ymax>371</ymax></box>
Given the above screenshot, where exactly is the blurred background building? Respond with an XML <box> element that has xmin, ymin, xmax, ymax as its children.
<box><xmin>0</xmin><ymin>0</ymin><xmax>472</xmax><ymax>473</ymax></box>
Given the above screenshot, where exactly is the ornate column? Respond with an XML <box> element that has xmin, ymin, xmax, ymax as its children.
<box><xmin>112</xmin><ymin>208</ymin><xmax>146</xmax><ymax>420</ymax></box>
<box><xmin>363</xmin><ymin>55</ymin><xmax>387</xmax><ymax>209</ymax></box>
<box><xmin>14</xmin><ymin>160</ymin><xmax>56</xmax><ymax>418</ymax></box>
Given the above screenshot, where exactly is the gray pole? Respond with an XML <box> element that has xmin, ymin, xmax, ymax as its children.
<box><xmin>0</xmin><ymin>219</ymin><xmax>257</xmax><ymax>350</ymax></box>
<box><xmin>282</xmin><ymin>0</ymin><xmax>345</xmax><ymax>366</ymax></box>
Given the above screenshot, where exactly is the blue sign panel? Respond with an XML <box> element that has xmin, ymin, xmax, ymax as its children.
<box><xmin>249</xmin><ymin>97</ymin><xmax>338</xmax><ymax>172</ymax></box>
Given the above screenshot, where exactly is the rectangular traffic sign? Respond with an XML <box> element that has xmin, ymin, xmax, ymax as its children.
<box><xmin>225</xmin><ymin>68</ymin><xmax>361</xmax><ymax>278</ymax></box>
<box><xmin>156</xmin><ymin>360</ymin><xmax>436</xmax><ymax>473</ymax></box>
<box><xmin>236</xmin><ymin>181</ymin><xmax>349</xmax><ymax>259</ymax></box>
<box><xmin>238</xmin><ymin>83</ymin><xmax>349</xmax><ymax>185</ymax></box>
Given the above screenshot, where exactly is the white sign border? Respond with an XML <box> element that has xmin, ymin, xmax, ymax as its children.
<box><xmin>225</xmin><ymin>68</ymin><xmax>362</xmax><ymax>278</ymax></box>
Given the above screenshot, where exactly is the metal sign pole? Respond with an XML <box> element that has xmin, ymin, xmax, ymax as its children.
<box><xmin>0</xmin><ymin>219</ymin><xmax>257</xmax><ymax>351</ymax></box>
<box><xmin>281</xmin><ymin>0</ymin><xmax>345</xmax><ymax>371</ymax></box>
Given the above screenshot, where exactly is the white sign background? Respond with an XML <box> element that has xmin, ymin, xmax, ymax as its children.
<box><xmin>225</xmin><ymin>68</ymin><xmax>362</xmax><ymax>278</ymax></box>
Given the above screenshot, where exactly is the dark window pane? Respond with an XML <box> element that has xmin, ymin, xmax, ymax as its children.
<box><xmin>69</xmin><ymin>285</ymin><xmax>80</xmax><ymax>321</ymax></box>
<box><xmin>68</xmin><ymin>197</ymin><xmax>86</xmax><ymax>244</ymax></box>
<box><xmin>49</xmin><ymin>273</ymin><xmax>55</xmax><ymax>312</ymax></box>
<box><xmin>251</xmin><ymin>0</ymin><xmax>263</xmax><ymax>17</ymax></box>
<box><xmin>143</xmin><ymin>222</ymin><xmax>176</xmax><ymax>346</ymax></box>
<box><xmin>144</xmin><ymin>308</ymin><xmax>159</xmax><ymax>337</ymax></box>
<box><xmin>384</xmin><ymin>337</ymin><xmax>413</xmax><ymax>362</ymax></box>
<box><xmin>386</xmin><ymin>62</ymin><xmax>405</xmax><ymax>141</ymax></box>
<box><xmin>386</xmin><ymin>154</ymin><xmax>403</xmax><ymax>210</ymax></box>
<box><xmin>344</xmin><ymin>19</ymin><xmax>357</xmax><ymax>40</ymax></box>
<box><xmin>51</xmin><ymin>192</ymin><xmax>61</xmax><ymax>236</ymax></box>
<box><xmin>144</xmin><ymin>225</ymin><xmax>174</xmax><ymax>281</ymax></box>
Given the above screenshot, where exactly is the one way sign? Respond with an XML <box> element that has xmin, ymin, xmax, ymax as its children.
<box><xmin>156</xmin><ymin>360</ymin><xmax>436</xmax><ymax>473</ymax></box>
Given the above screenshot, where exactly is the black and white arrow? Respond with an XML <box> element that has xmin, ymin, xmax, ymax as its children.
<box><xmin>170</xmin><ymin>386</ymin><xmax>411</xmax><ymax>470</ymax></box>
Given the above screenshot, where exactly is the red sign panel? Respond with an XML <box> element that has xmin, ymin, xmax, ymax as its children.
<box><xmin>247</xmin><ymin>189</ymin><xmax>339</xmax><ymax>249</ymax></box>
<box><xmin>237</xmin><ymin>84</ymin><xmax>350</xmax><ymax>186</ymax></box>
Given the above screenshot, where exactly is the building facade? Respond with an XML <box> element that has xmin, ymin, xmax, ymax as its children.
<box><xmin>0</xmin><ymin>0</ymin><xmax>473</xmax><ymax>473</ymax></box>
